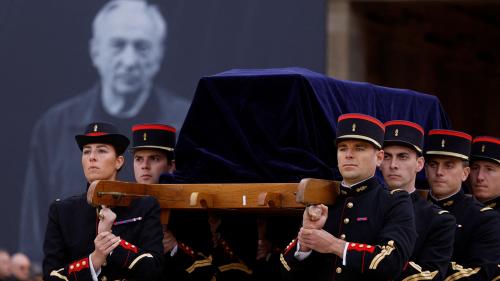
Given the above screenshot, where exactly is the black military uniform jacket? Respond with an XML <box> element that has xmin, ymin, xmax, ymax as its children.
<box><xmin>281</xmin><ymin>177</ymin><xmax>417</xmax><ymax>281</ymax></box>
<box><xmin>162</xmin><ymin>238</ymin><xmax>253</xmax><ymax>281</ymax></box>
<box><xmin>162</xmin><ymin>241</ymin><xmax>213</xmax><ymax>281</ymax></box>
<box><xmin>43</xmin><ymin>192</ymin><xmax>164</xmax><ymax>281</ymax></box>
<box><xmin>161</xmin><ymin>211</ymin><xmax>253</xmax><ymax>281</ymax></box>
<box><xmin>481</xmin><ymin>197</ymin><xmax>500</xmax><ymax>281</ymax></box>
<box><xmin>396</xmin><ymin>192</ymin><xmax>455</xmax><ymax>281</ymax></box>
<box><xmin>430</xmin><ymin>190</ymin><xmax>500</xmax><ymax>280</ymax></box>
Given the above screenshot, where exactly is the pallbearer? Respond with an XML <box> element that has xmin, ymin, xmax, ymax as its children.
<box><xmin>281</xmin><ymin>113</ymin><xmax>416</xmax><ymax>281</ymax></box>
<box><xmin>469</xmin><ymin>136</ymin><xmax>500</xmax><ymax>212</ymax></box>
<box><xmin>43</xmin><ymin>122</ymin><xmax>163</xmax><ymax>281</ymax></box>
<box><xmin>131</xmin><ymin>123</ymin><xmax>213</xmax><ymax>280</ymax></box>
<box><xmin>425</xmin><ymin>129</ymin><xmax>500</xmax><ymax>280</ymax></box>
<box><xmin>380</xmin><ymin>120</ymin><xmax>455</xmax><ymax>280</ymax></box>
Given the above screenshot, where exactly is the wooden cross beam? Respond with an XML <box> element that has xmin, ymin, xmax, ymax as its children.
<box><xmin>87</xmin><ymin>178</ymin><xmax>339</xmax><ymax>224</ymax></box>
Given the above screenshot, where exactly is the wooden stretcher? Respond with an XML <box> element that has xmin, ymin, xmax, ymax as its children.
<box><xmin>87</xmin><ymin>178</ymin><xmax>340</xmax><ymax>223</ymax></box>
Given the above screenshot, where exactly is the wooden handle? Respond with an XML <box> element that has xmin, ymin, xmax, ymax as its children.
<box><xmin>88</xmin><ymin>179</ymin><xmax>340</xmax><ymax>210</ymax></box>
<box><xmin>160</xmin><ymin>209</ymin><xmax>171</xmax><ymax>224</ymax></box>
<box><xmin>189</xmin><ymin>192</ymin><xmax>214</xmax><ymax>208</ymax></box>
<box><xmin>257</xmin><ymin>192</ymin><xmax>282</xmax><ymax>207</ymax></box>
<box><xmin>296</xmin><ymin>178</ymin><xmax>338</xmax><ymax>205</ymax></box>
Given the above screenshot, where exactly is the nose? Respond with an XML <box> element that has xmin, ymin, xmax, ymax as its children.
<box><xmin>344</xmin><ymin>148</ymin><xmax>353</xmax><ymax>159</ymax></box>
<box><xmin>141</xmin><ymin>159</ymin><xmax>151</xmax><ymax>170</ymax></box>
<box><xmin>389</xmin><ymin>158</ymin><xmax>398</xmax><ymax>169</ymax></box>
<box><xmin>435</xmin><ymin>164</ymin><xmax>444</xmax><ymax>176</ymax></box>
<box><xmin>120</xmin><ymin>44</ymin><xmax>139</xmax><ymax>69</ymax></box>
<box><xmin>476</xmin><ymin>167</ymin><xmax>486</xmax><ymax>181</ymax></box>
<box><xmin>89</xmin><ymin>150</ymin><xmax>97</xmax><ymax>162</ymax></box>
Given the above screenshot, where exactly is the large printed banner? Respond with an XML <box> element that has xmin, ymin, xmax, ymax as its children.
<box><xmin>0</xmin><ymin>0</ymin><xmax>326</xmax><ymax>260</ymax></box>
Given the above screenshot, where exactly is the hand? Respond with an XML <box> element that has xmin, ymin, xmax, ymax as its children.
<box><xmin>97</xmin><ymin>206</ymin><xmax>116</xmax><ymax>234</ymax></box>
<box><xmin>91</xmin><ymin>231</ymin><xmax>120</xmax><ymax>271</ymax></box>
<box><xmin>302</xmin><ymin>204</ymin><xmax>328</xmax><ymax>230</ymax></box>
<box><xmin>256</xmin><ymin>239</ymin><xmax>272</xmax><ymax>260</ymax></box>
<box><xmin>298</xmin><ymin>227</ymin><xmax>345</xmax><ymax>257</ymax></box>
<box><xmin>162</xmin><ymin>230</ymin><xmax>178</xmax><ymax>254</ymax></box>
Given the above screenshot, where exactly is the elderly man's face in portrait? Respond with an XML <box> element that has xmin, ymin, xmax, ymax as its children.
<box><xmin>90</xmin><ymin>5</ymin><xmax>164</xmax><ymax>97</ymax></box>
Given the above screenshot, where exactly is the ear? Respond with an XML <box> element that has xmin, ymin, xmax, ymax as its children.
<box><xmin>115</xmin><ymin>155</ymin><xmax>125</xmax><ymax>171</ymax></box>
<box><xmin>462</xmin><ymin>166</ymin><xmax>470</xmax><ymax>182</ymax></box>
<box><xmin>147</xmin><ymin>42</ymin><xmax>164</xmax><ymax>77</ymax></box>
<box><xmin>157</xmin><ymin>42</ymin><xmax>165</xmax><ymax>61</ymax></box>
<box><xmin>415</xmin><ymin>156</ymin><xmax>425</xmax><ymax>173</ymax></box>
<box><xmin>375</xmin><ymin>149</ymin><xmax>384</xmax><ymax>167</ymax></box>
<box><xmin>168</xmin><ymin>160</ymin><xmax>176</xmax><ymax>173</ymax></box>
<box><xmin>89</xmin><ymin>37</ymin><xmax>100</xmax><ymax>68</ymax></box>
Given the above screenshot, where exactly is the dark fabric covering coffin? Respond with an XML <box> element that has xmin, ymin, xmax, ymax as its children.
<box><xmin>164</xmin><ymin>67</ymin><xmax>450</xmax><ymax>184</ymax></box>
<box><xmin>159</xmin><ymin>68</ymin><xmax>451</xmax><ymax>276</ymax></box>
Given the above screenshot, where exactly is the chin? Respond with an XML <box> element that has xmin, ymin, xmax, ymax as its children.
<box><xmin>86</xmin><ymin>177</ymin><xmax>99</xmax><ymax>184</ymax></box>
<box><xmin>341</xmin><ymin>170</ymin><xmax>357</xmax><ymax>178</ymax></box>
<box><xmin>473</xmin><ymin>191</ymin><xmax>489</xmax><ymax>200</ymax></box>
<box><xmin>85</xmin><ymin>173</ymin><xmax>98</xmax><ymax>181</ymax></box>
<box><xmin>385</xmin><ymin>180</ymin><xmax>399</xmax><ymax>187</ymax></box>
<box><xmin>139</xmin><ymin>177</ymin><xmax>156</xmax><ymax>184</ymax></box>
<box><xmin>115</xmin><ymin>84</ymin><xmax>143</xmax><ymax>95</ymax></box>
<box><xmin>433</xmin><ymin>188</ymin><xmax>452</xmax><ymax>198</ymax></box>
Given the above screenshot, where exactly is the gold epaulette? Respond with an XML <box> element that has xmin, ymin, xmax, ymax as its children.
<box><xmin>480</xmin><ymin>207</ymin><xmax>494</xmax><ymax>212</ymax></box>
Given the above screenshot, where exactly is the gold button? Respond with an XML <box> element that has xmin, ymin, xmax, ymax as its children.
<box><xmin>101</xmin><ymin>276</ymin><xmax>107</xmax><ymax>281</ymax></box>
<box><xmin>340</xmin><ymin>234</ymin><xmax>346</xmax><ymax>240</ymax></box>
<box><xmin>336</xmin><ymin>267</ymin><xmax>342</xmax><ymax>273</ymax></box>
<box><xmin>347</xmin><ymin>202</ymin><xmax>354</xmax><ymax>208</ymax></box>
<box><xmin>343</xmin><ymin>218</ymin><xmax>350</xmax><ymax>224</ymax></box>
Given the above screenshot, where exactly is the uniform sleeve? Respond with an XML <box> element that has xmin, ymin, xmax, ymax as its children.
<box><xmin>280</xmin><ymin>238</ymin><xmax>323</xmax><ymax>281</ymax></box>
<box><xmin>397</xmin><ymin>211</ymin><xmax>456</xmax><ymax>281</ymax></box>
<box><xmin>43</xmin><ymin>202</ymin><xmax>94</xmax><ymax>281</ymax></box>
<box><xmin>444</xmin><ymin>208</ymin><xmax>500</xmax><ymax>281</ymax></box>
<box><xmin>162</xmin><ymin>242</ymin><xmax>214</xmax><ymax>281</ymax></box>
<box><xmin>212</xmin><ymin>237</ymin><xmax>252</xmax><ymax>280</ymax></box>
<box><xmin>343</xmin><ymin>191</ymin><xmax>417</xmax><ymax>279</ymax></box>
<box><xmin>106</xmin><ymin>196</ymin><xmax>164</xmax><ymax>280</ymax></box>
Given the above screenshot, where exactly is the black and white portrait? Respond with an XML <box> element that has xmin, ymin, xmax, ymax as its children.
<box><xmin>0</xmin><ymin>0</ymin><xmax>325</xmax><ymax>263</ymax></box>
